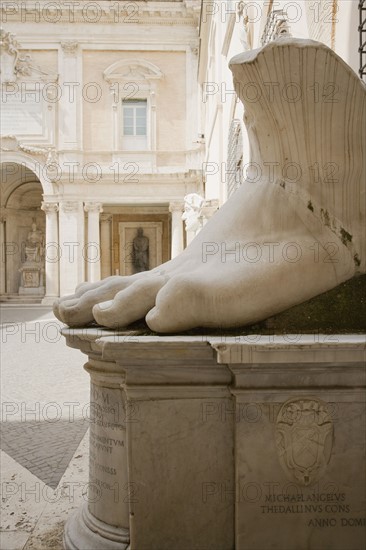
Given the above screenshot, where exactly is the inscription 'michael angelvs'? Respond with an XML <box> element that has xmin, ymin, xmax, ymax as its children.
<box><xmin>275</xmin><ymin>398</ymin><xmax>333</xmax><ymax>487</ymax></box>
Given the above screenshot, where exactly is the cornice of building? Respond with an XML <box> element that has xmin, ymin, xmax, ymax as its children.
<box><xmin>1</xmin><ymin>1</ymin><xmax>201</xmax><ymax>26</ymax></box>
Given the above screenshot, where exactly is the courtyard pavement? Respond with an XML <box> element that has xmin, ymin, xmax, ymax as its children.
<box><xmin>0</xmin><ymin>305</ymin><xmax>91</xmax><ymax>550</ymax></box>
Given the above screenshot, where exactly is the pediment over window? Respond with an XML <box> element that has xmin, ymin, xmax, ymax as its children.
<box><xmin>103</xmin><ymin>59</ymin><xmax>164</xmax><ymax>84</ymax></box>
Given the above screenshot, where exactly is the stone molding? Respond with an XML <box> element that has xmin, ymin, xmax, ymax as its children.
<box><xmin>1</xmin><ymin>2</ymin><xmax>198</xmax><ymax>26</ymax></box>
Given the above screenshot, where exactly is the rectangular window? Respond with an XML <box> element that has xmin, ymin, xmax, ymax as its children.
<box><xmin>122</xmin><ymin>99</ymin><xmax>148</xmax><ymax>150</ymax></box>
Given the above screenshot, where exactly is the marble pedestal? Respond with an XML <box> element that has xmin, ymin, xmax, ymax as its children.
<box><xmin>18</xmin><ymin>264</ymin><xmax>45</xmax><ymax>296</ymax></box>
<box><xmin>62</xmin><ymin>331</ymin><xmax>365</xmax><ymax>550</ymax></box>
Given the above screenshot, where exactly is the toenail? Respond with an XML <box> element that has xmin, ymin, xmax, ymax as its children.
<box><xmin>96</xmin><ymin>301</ymin><xmax>113</xmax><ymax>311</ymax></box>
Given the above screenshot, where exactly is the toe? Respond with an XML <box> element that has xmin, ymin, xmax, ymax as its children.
<box><xmin>58</xmin><ymin>297</ymin><xmax>95</xmax><ymax>327</ymax></box>
<box><xmin>54</xmin><ymin>274</ymin><xmax>144</xmax><ymax>327</ymax></box>
<box><xmin>93</xmin><ymin>275</ymin><xmax>166</xmax><ymax>329</ymax></box>
<box><xmin>53</xmin><ymin>298</ymin><xmax>63</xmax><ymax>322</ymax></box>
<box><xmin>57</xmin><ymin>280</ymin><xmax>132</xmax><ymax>327</ymax></box>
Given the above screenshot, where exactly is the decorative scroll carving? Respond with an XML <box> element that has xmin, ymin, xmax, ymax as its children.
<box><xmin>261</xmin><ymin>10</ymin><xmax>291</xmax><ymax>46</ymax></box>
<box><xmin>0</xmin><ymin>29</ymin><xmax>58</xmax><ymax>83</ymax></box>
<box><xmin>0</xmin><ymin>135</ymin><xmax>52</xmax><ymax>162</ymax></box>
<box><xmin>41</xmin><ymin>202</ymin><xmax>59</xmax><ymax>214</ymax></box>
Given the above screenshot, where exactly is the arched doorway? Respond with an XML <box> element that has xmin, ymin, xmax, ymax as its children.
<box><xmin>1</xmin><ymin>162</ymin><xmax>45</xmax><ymax>301</ymax></box>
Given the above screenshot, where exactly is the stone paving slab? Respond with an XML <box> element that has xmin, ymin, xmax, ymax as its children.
<box><xmin>1</xmin><ymin>432</ymin><xmax>89</xmax><ymax>550</ymax></box>
<box><xmin>1</xmin><ymin>320</ymin><xmax>90</xmax><ymax>419</ymax></box>
<box><xmin>1</xmin><ymin>311</ymin><xmax>91</xmax><ymax>549</ymax></box>
<box><xmin>0</xmin><ymin>419</ymin><xmax>89</xmax><ymax>489</ymax></box>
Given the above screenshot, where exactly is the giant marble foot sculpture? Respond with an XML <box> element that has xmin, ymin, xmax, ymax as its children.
<box><xmin>54</xmin><ymin>38</ymin><xmax>365</xmax><ymax>332</ymax></box>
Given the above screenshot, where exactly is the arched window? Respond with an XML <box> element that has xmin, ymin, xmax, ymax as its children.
<box><xmin>227</xmin><ymin>119</ymin><xmax>244</xmax><ymax>198</ymax></box>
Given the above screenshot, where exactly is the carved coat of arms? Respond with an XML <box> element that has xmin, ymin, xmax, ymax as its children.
<box><xmin>275</xmin><ymin>398</ymin><xmax>333</xmax><ymax>486</ymax></box>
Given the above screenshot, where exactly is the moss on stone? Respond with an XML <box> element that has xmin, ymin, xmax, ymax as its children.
<box><xmin>261</xmin><ymin>274</ymin><xmax>365</xmax><ymax>334</ymax></box>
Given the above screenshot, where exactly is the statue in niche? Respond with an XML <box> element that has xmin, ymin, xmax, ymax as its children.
<box><xmin>19</xmin><ymin>221</ymin><xmax>45</xmax><ymax>294</ymax></box>
<box><xmin>132</xmin><ymin>228</ymin><xmax>149</xmax><ymax>273</ymax></box>
<box><xmin>24</xmin><ymin>222</ymin><xmax>44</xmax><ymax>264</ymax></box>
<box><xmin>53</xmin><ymin>39</ymin><xmax>366</xmax><ymax>332</ymax></box>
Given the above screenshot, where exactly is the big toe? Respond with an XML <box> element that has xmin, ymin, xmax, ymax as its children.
<box><xmin>145</xmin><ymin>275</ymin><xmax>205</xmax><ymax>333</ymax></box>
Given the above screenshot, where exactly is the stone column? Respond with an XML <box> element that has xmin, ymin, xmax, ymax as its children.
<box><xmin>41</xmin><ymin>202</ymin><xmax>60</xmax><ymax>304</ymax></box>
<box><xmin>58</xmin><ymin>201</ymin><xmax>85</xmax><ymax>296</ymax></box>
<box><xmin>0</xmin><ymin>215</ymin><xmax>6</xmax><ymax>296</ymax></box>
<box><xmin>100</xmin><ymin>214</ymin><xmax>112</xmax><ymax>279</ymax></box>
<box><xmin>84</xmin><ymin>202</ymin><xmax>103</xmax><ymax>283</ymax></box>
<box><xmin>169</xmin><ymin>202</ymin><xmax>184</xmax><ymax>258</ymax></box>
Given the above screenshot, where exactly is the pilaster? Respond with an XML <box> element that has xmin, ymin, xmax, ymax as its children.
<box><xmin>100</xmin><ymin>213</ymin><xmax>112</xmax><ymax>279</ymax></box>
<box><xmin>58</xmin><ymin>201</ymin><xmax>85</xmax><ymax>296</ymax></box>
<box><xmin>59</xmin><ymin>41</ymin><xmax>82</xmax><ymax>153</ymax></box>
<box><xmin>41</xmin><ymin>201</ymin><xmax>60</xmax><ymax>302</ymax></box>
<box><xmin>169</xmin><ymin>201</ymin><xmax>185</xmax><ymax>258</ymax></box>
<box><xmin>84</xmin><ymin>202</ymin><xmax>103</xmax><ymax>283</ymax></box>
<box><xmin>0</xmin><ymin>214</ymin><xmax>6</xmax><ymax>296</ymax></box>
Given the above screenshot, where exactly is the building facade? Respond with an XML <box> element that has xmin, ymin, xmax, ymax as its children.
<box><xmin>0</xmin><ymin>0</ymin><xmax>202</xmax><ymax>302</ymax></box>
<box><xmin>198</xmin><ymin>0</ymin><xmax>362</xmax><ymax>207</ymax></box>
